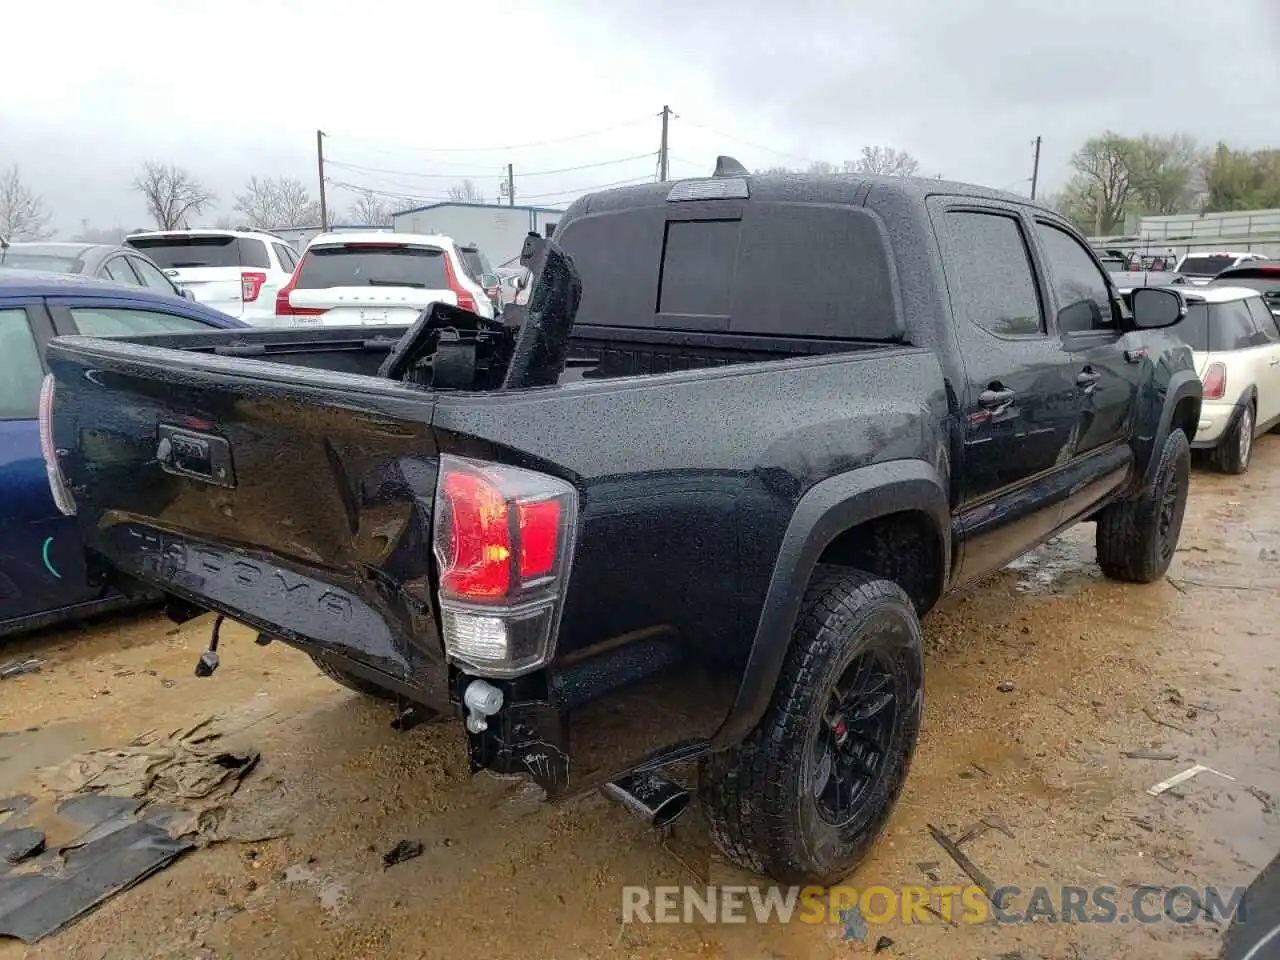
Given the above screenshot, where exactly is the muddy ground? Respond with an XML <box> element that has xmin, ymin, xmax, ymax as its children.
<box><xmin>1</xmin><ymin>441</ymin><xmax>1278</xmax><ymax>960</ymax></box>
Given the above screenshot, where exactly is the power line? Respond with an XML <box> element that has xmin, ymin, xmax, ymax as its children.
<box><xmin>325</xmin><ymin>115</ymin><xmax>655</xmax><ymax>159</ymax></box>
<box><xmin>676</xmin><ymin>116</ymin><xmax>817</xmax><ymax>166</ymax></box>
<box><xmin>324</xmin><ymin>153</ymin><xmax>657</xmax><ymax>182</ymax></box>
<box><xmin>326</xmin><ymin>173</ymin><xmax>656</xmax><ymax>208</ymax></box>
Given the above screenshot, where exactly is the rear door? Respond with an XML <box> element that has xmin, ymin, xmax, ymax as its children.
<box><xmin>929</xmin><ymin>200</ymin><xmax>1079</xmax><ymax>581</ymax></box>
<box><xmin>288</xmin><ymin>241</ymin><xmax>458</xmax><ymax>325</ymax></box>
<box><xmin>0</xmin><ymin>300</ymin><xmax>98</xmax><ymax>625</ymax></box>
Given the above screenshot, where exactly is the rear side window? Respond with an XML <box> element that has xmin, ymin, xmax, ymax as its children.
<box><xmin>101</xmin><ymin>257</ymin><xmax>141</xmax><ymax>285</ymax></box>
<box><xmin>129</xmin><ymin>256</ymin><xmax>176</xmax><ymax>292</ymax></box>
<box><xmin>0</xmin><ymin>308</ymin><xmax>43</xmax><ymax>419</ymax></box>
<box><xmin>1209</xmin><ymin>300</ymin><xmax>1265</xmax><ymax>351</ymax></box>
<box><xmin>272</xmin><ymin>243</ymin><xmax>298</xmax><ymax>272</ymax></box>
<box><xmin>940</xmin><ymin>212</ymin><xmax>1044</xmax><ymax>338</ymax></box>
<box><xmin>1245</xmin><ymin>298</ymin><xmax>1280</xmax><ymax>341</ymax></box>
<box><xmin>1166</xmin><ymin>303</ymin><xmax>1209</xmax><ymax>352</ymax></box>
<box><xmin>68</xmin><ymin>306</ymin><xmax>211</xmax><ymax>336</ymax></box>
<box><xmin>294</xmin><ymin>245</ymin><xmax>449</xmax><ymax>289</ymax></box>
<box><xmin>238</xmin><ymin>239</ymin><xmax>270</xmax><ymax>269</ymax></box>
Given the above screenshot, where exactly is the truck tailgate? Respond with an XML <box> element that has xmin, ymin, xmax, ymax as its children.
<box><xmin>45</xmin><ymin>336</ymin><xmax>448</xmax><ymax>700</ymax></box>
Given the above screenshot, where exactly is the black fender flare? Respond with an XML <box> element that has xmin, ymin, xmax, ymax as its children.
<box><xmin>708</xmin><ymin>459</ymin><xmax>951</xmax><ymax>750</ymax></box>
<box><xmin>1133</xmin><ymin>371</ymin><xmax>1202</xmax><ymax>491</ymax></box>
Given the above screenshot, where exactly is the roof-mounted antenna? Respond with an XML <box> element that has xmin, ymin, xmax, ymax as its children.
<box><xmin>713</xmin><ymin>156</ymin><xmax>749</xmax><ymax>178</ymax></box>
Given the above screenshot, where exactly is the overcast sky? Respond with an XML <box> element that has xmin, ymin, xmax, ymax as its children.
<box><xmin>4</xmin><ymin>0</ymin><xmax>1278</xmax><ymax>235</ymax></box>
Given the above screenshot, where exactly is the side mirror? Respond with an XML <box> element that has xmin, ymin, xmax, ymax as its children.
<box><xmin>481</xmin><ymin>273</ymin><xmax>500</xmax><ymax>290</ymax></box>
<box><xmin>1130</xmin><ymin>287</ymin><xmax>1186</xmax><ymax>329</ymax></box>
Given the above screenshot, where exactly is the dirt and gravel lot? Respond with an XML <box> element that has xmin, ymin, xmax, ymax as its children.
<box><xmin>1</xmin><ymin>440</ymin><xmax>1278</xmax><ymax>960</ymax></box>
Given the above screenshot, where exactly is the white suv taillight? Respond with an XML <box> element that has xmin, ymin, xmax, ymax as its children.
<box><xmin>432</xmin><ymin>455</ymin><xmax>578</xmax><ymax>677</ymax></box>
<box><xmin>38</xmin><ymin>375</ymin><xmax>77</xmax><ymax>517</ymax></box>
<box><xmin>241</xmin><ymin>271</ymin><xmax>267</xmax><ymax>303</ymax></box>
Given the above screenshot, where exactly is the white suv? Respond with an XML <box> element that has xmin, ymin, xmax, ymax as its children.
<box><xmin>274</xmin><ymin>232</ymin><xmax>497</xmax><ymax>326</ymax></box>
<box><xmin>1173</xmin><ymin>251</ymin><xmax>1270</xmax><ymax>285</ymax></box>
<box><xmin>125</xmin><ymin>229</ymin><xmax>300</xmax><ymax>324</ymax></box>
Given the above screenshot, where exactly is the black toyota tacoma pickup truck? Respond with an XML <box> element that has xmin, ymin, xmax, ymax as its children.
<box><xmin>41</xmin><ymin>163</ymin><xmax>1202</xmax><ymax>884</ymax></box>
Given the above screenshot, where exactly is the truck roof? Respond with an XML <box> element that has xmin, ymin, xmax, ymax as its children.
<box><xmin>573</xmin><ymin>170</ymin><xmax>1040</xmax><ymax>216</ymax></box>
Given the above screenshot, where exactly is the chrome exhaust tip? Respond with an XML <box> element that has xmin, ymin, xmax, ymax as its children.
<box><xmin>601</xmin><ymin>772</ymin><xmax>691</xmax><ymax>828</ymax></box>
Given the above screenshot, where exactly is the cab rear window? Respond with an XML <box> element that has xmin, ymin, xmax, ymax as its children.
<box><xmin>555</xmin><ymin>201</ymin><xmax>901</xmax><ymax>340</ymax></box>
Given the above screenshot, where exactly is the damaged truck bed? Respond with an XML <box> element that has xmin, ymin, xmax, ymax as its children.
<box><xmin>42</xmin><ymin>162</ymin><xmax>1201</xmax><ymax>883</ymax></box>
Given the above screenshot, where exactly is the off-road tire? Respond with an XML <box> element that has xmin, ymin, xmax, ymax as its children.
<box><xmin>1213</xmin><ymin>403</ymin><xmax>1254</xmax><ymax>475</ymax></box>
<box><xmin>1220</xmin><ymin>851</ymin><xmax>1280</xmax><ymax>959</ymax></box>
<box><xmin>1096</xmin><ymin>428</ymin><xmax>1190</xmax><ymax>583</ymax></box>
<box><xmin>698</xmin><ymin>567</ymin><xmax>924</xmax><ymax>885</ymax></box>
<box><xmin>310</xmin><ymin>654</ymin><xmax>399</xmax><ymax>702</ymax></box>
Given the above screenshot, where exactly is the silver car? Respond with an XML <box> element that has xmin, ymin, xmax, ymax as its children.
<box><xmin>0</xmin><ymin>240</ymin><xmax>192</xmax><ymax>299</ymax></box>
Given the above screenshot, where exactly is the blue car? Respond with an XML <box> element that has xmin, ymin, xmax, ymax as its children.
<box><xmin>0</xmin><ymin>270</ymin><xmax>247</xmax><ymax>637</ymax></box>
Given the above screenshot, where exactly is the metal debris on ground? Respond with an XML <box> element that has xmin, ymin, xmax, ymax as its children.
<box><xmin>0</xmin><ymin>657</ymin><xmax>43</xmax><ymax>680</ymax></box>
<box><xmin>1147</xmin><ymin>764</ymin><xmax>1236</xmax><ymax>797</ymax></box>
<box><xmin>873</xmin><ymin>935</ymin><xmax>894</xmax><ymax>953</ymax></box>
<box><xmin>997</xmin><ymin>680</ymin><xmax>1015</xmax><ymax>692</ymax></box>
<box><xmin>383</xmin><ymin>839</ymin><xmax>424</xmax><ymax>869</ymax></box>
<box><xmin>0</xmin><ymin>828</ymin><xmax>45</xmax><ymax>863</ymax></box>
<box><xmin>927</xmin><ymin>823</ymin><xmax>1003</xmax><ymax>907</ymax></box>
<box><xmin>1141</xmin><ymin>706</ymin><xmax>1193</xmax><ymax>736</ymax></box>
<box><xmin>0</xmin><ymin>801</ymin><xmax>194</xmax><ymax>943</ymax></box>
<box><xmin>1246</xmin><ymin>785</ymin><xmax>1275</xmax><ymax>815</ymax></box>
<box><xmin>1122</xmin><ymin>749</ymin><xmax>1178</xmax><ymax>761</ymax></box>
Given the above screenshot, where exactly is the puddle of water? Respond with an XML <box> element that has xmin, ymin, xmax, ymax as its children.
<box><xmin>282</xmin><ymin>861</ymin><xmax>350</xmax><ymax>912</ymax></box>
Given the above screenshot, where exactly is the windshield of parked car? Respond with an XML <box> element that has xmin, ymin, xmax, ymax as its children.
<box><xmin>0</xmin><ymin>253</ymin><xmax>81</xmax><ymax>273</ymax></box>
<box><xmin>1176</xmin><ymin>255</ymin><xmax>1237</xmax><ymax>278</ymax></box>
<box><xmin>294</xmin><ymin>244</ymin><xmax>450</xmax><ymax>289</ymax></box>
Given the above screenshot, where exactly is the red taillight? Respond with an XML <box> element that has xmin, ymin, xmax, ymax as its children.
<box><xmin>274</xmin><ymin>259</ymin><xmax>324</xmax><ymax>318</ymax></box>
<box><xmin>1202</xmin><ymin>362</ymin><xmax>1227</xmax><ymax>400</ymax></box>
<box><xmin>440</xmin><ymin>470</ymin><xmax>514</xmax><ymax>600</ymax></box>
<box><xmin>38</xmin><ymin>375</ymin><xmax>77</xmax><ymax>517</ymax></box>
<box><xmin>241</xmin><ymin>271</ymin><xmax>267</xmax><ymax>303</ymax></box>
<box><xmin>433</xmin><ymin>455</ymin><xmax>577</xmax><ymax>677</ymax></box>
<box><xmin>441</xmin><ymin>253</ymin><xmax>478</xmax><ymax>313</ymax></box>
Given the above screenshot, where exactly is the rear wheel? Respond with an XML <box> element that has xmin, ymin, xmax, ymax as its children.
<box><xmin>698</xmin><ymin>567</ymin><xmax>923</xmax><ymax>885</ymax></box>
<box><xmin>1213</xmin><ymin>403</ymin><xmax>1254</xmax><ymax>475</ymax></box>
<box><xmin>310</xmin><ymin>654</ymin><xmax>399</xmax><ymax>702</ymax></box>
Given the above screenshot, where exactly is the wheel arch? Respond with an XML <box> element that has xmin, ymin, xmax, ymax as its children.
<box><xmin>708</xmin><ymin>459</ymin><xmax>950</xmax><ymax>750</ymax></box>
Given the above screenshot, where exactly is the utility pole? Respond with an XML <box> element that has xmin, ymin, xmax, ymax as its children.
<box><xmin>316</xmin><ymin>130</ymin><xmax>328</xmax><ymax>231</ymax></box>
<box><xmin>1030</xmin><ymin>136</ymin><xmax>1042</xmax><ymax>201</ymax></box>
<box><xmin>507</xmin><ymin>163</ymin><xmax>515</xmax><ymax>207</ymax></box>
<box><xmin>659</xmin><ymin>105</ymin><xmax>670</xmax><ymax>182</ymax></box>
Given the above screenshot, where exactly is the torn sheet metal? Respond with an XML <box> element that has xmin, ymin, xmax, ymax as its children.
<box><xmin>1147</xmin><ymin>763</ymin><xmax>1236</xmax><ymax>796</ymax></box>
<box><xmin>0</xmin><ymin>810</ymin><xmax>194</xmax><ymax>943</ymax></box>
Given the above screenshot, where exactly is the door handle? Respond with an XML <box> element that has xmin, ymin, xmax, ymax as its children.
<box><xmin>1077</xmin><ymin>369</ymin><xmax>1101</xmax><ymax>385</ymax></box>
<box><xmin>978</xmin><ymin>388</ymin><xmax>1015</xmax><ymax>408</ymax></box>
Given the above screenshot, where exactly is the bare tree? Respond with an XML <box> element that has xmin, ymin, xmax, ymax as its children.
<box><xmin>133</xmin><ymin>162</ymin><xmax>215</xmax><ymax>230</ymax></box>
<box><xmin>850</xmin><ymin>146</ymin><xmax>921</xmax><ymax>178</ymax></box>
<box><xmin>0</xmin><ymin>166</ymin><xmax>54</xmax><ymax>240</ymax></box>
<box><xmin>447</xmin><ymin>179</ymin><xmax>486</xmax><ymax>204</ymax></box>
<box><xmin>233</xmin><ymin>176</ymin><xmax>321</xmax><ymax>229</ymax></box>
<box><xmin>347</xmin><ymin>189</ymin><xmax>394</xmax><ymax>226</ymax></box>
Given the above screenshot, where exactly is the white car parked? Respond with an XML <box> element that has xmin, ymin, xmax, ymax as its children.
<box><xmin>274</xmin><ymin>232</ymin><xmax>498</xmax><ymax>325</ymax></box>
<box><xmin>1159</xmin><ymin>285</ymin><xmax>1280</xmax><ymax>474</ymax></box>
<box><xmin>1173</xmin><ymin>251</ymin><xmax>1270</xmax><ymax>286</ymax></box>
<box><xmin>125</xmin><ymin>229</ymin><xmax>299</xmax><ymax>324</ymax></box>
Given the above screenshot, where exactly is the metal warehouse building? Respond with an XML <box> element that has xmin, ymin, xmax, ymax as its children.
<box><xmin>390</xmin><ymin>202</ymin><xmax>564</xmax><ymax>267</ymax></box>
